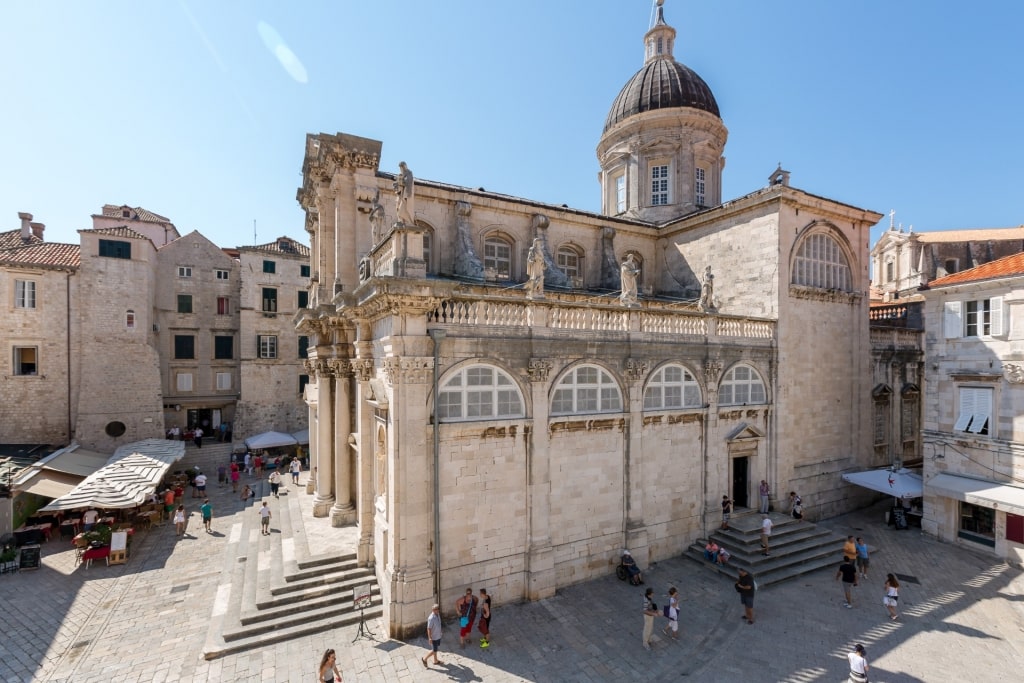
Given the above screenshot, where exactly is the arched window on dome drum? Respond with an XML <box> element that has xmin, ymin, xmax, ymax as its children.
<box><xmin>719</xmin><ymin>364</ymin><xmax>767</xmax><ymax>406</ymax></box>
<box><xmin>644</xmin><ymin>364</ymin><xmax>702</xmax><ymax>410</ymax></box>
<box><xmin>650</xmin><ymin>164</ymin><xmax>670</xmax><ymax>206</ymax></box>
<box><xmin>436</xmin><ymin>364</ymin><xmax>525</xmax><ymax>422</ymax></box>
<box><xmin>793</xmin><ymin>232</ymin><xmax>851</xmax><ymax>291</ymax></box>
<box><xmin>551</xmin><ymin>365</ymin><xmax>622</xmax><ymax>416</ymax></box>
<box><xmin>694</xmin><ymin>167</ymin><xmax>706</xmax><ymax>206</ymax></box>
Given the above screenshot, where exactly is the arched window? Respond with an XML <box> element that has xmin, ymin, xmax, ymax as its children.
<box><xmin>422</xmin><ymin>229</ymin><xmax>434</xmax><ymax>275</ymax></box>
<box><xmin>551</xmin><ymin>364</ymin><xmax>622</xmax><ymax>415</ymax></box>
<box><xmin>644</xmin><ymin>364</ymin><xmax>702</xmax><ymax>410</ymax></box>
<box><xmin>556</xmin><ymin>245</ymin><xmax>583</xmax><ymax>281</ymax></box>
<box><xmin>719</xmin><ymin>364</ymin><xmax>767</xmax><ymax>406</ymax></box>
<box><xmin>483</xmin><ymin>234</ymin><xmax>513</xmax><ymax>281</ymax></box>
<box><xmin>792</xmin><ymin>232</ymin><xmax>851</xmax><ymax>291</ymax></box>
<box><xmin>437</xmin><ymin>364</ymin><xmax>525</xmax><ymax>422</ymax></box>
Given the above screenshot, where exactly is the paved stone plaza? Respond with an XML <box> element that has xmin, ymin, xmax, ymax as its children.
<box><xmin>2</xmin><ymin>444</ymin><xmax>1023</xmax><ymax>683</ymax></box>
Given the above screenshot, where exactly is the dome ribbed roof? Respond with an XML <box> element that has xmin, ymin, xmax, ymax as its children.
<box><xmin>604</xmin><ymin>59</ymin><xmax>720</xmax><ymax>132</ymax></box>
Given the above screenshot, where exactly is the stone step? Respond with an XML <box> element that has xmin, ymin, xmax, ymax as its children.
<box><xmin>273</xmin><ymin>565</ymin><xmax>376</xmax><ymax>597</ymax></box>
<box><xmin>685</xmin><ymin>546</ymin><xmax>840</xmax><ymax>586</ymax></box>
<box><xmin>208</xmin><ymin>605</ymin><xmax>384</xmax><ymax>659</ymax></box>
<box><xmin>225</xmin><ymin>592</ymin><xmax>384</xmax><ymax>639</ymax></box>
<box><xmin>246</xmin><ymin>584</ymin><xmax>382</xmax><ymax>623</ymax></box>
<box><xmin>283</xmin><ymin>553</ymin><xmax>360</xmax><ymax>583</ymax></box>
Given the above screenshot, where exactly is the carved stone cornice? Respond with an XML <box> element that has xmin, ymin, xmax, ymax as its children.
<box><xmin>350</xmin><ymin>359</ymin><xmax>375</xmax><ymax>382</ymax></box>
<box><xmin>703</xmin><ymin>359</ymin><xmax>723</xmax><ymax>386</ymax></box>
<box><xmin>788</xmin><ymin>285</ymin><xmax>862</xmax><ymax>304</ymax></box>
<box><xmin>624</xmin><ymin>359</ymin><xmax>649</xmax><ymax>382</ymax></box>
<box><xmin>527</xmin><ymin>359</ymin><xmax>552</xmax><ymax>383</ymax></box>
<box><xmin>382</xmin><ymin>357</ymin><xmax>434</xmax><ymax>385</ymax></box>
<box><xmin>342</xmin><ymin>293</ymin><xmax>444</xmax><ymax>324</ymax></box>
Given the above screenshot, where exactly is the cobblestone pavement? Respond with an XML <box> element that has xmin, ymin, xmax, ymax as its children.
<box><xmin>3</xmin><ymin>446</ymin><xmax>1023</xmax><ymax>683</ymax></box>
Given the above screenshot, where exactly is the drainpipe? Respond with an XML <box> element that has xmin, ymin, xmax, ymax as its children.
<box><xmin>66</xmin><ymin>272</ymin><xmax>72</xmax><ymax>440</ymax></box>
<box><xmin>429</xmin><ymin>328</ymin><xmax>446</xmax><ymax>604</ymax></box>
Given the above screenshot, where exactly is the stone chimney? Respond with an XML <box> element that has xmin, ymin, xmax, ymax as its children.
<box><xmin>18</xmin><ymin>212</ymin><xmax>32</xmax><ymax>240</ymax></box>
<box><xmin>30</xmin><ymin>222</ymin><xmax>45</xmax><ymax>240</ymax></box>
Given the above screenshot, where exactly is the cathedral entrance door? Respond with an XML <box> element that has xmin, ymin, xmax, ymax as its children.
<box><xmin>732</xmin><ymin>456</ymin><xmax>749</xmax><ymax>508</ymax></box>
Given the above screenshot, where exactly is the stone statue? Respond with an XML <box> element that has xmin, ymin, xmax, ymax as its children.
<box><xmin>368</xmin><ymin>188</ymin><xmax>385</xmax><ymax>244</ymax></box>
<box><xmin>698</xmin><ymin>265</ymin><xmax>716</xmax><ymax>312</ymax></box>
<box><xmin>525</xmin><ymin>237</ymin><xmax>546</xmax><ymax>299</ymax></box>
<box><xmin>619</xmin><ymin>253</ymin><xmax>641</xmax><ymax>307</ymax></box>
<box><xmin>394</xmin><ymin>161</ymin><xmax>415</xmax><ymax>226</ymax></box>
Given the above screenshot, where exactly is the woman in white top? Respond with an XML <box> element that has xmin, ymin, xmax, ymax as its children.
<box><xmin>173</xmin><ymin>505</ymin><xmax>187</xmax><ymax>536</ymax></box>
<box><xmin>662</xmin><ymin>586</ymin><xmax>680</xmax><ymax>640</ymax></box>
<box><xmin>883</xmin><ymin>573</ymin><xmax>900</xmax><ymax>621</ymax></box>
<box><xmin>848</xmin><ymin>643</ymin><xmax>869</xmax><ymax>682</ymax></box>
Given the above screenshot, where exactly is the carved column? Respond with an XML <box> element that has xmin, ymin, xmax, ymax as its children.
<box><xmin>329</xmin><ymin>359</ymin><xmax>356</xmax><ymax>525</ymax></box>
<box><xmin>304</xmin><ymin>358</ymin><xmax>318</xmax><ymax>489</ymax></box>
<box><xmin>313</xmin><ymin>359</ymin><xmax>335</xmax><ymax>516</ymax></box>
<box><xmin>526</xmin><ymin>359</ymin><xmax>555</xmax><ymax>600</ymax></box>
<box><xmin>623</xmin><ymin>359</ymin><xmax>649</xmax><ymax>559</ymax></box>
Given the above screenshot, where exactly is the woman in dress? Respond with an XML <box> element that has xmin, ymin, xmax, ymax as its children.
<box><xmin>883</xmin><ymin>573</ymin><xmax>900</xmax><ymax>620</ymax></box>
<box><xmin>173</xmin><ymin>505</ymin><xmax>187</xmax><ymax>536</ymax></box>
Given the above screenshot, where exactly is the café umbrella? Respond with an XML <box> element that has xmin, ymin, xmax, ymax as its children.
<box><xmin>841</xmin><ymin>467</ymin><xmax>923</xmax><ymax>500</ymax></box>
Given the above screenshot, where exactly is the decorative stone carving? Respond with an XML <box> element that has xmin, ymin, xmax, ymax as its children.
<box><xmin>532</xmin><ymin>214</ymin><xmax>569</xmax><ymax>289</ymax></box>
<box><xmin>303</xmin><ymin>359</ymin><xmax>318</xmax><ymax>377</ymax></box>
<box><xmin>382</xmin><ymin>357</ymin><xmax>434</xmax><ymax>385</ymax></box>
<box><xmin>625</xmin><ymin>359</ymin><xmax>648</xmax><ymax>381</ymax></box>
<box><xmin>698</xmin><ymin>265</ymin><xmax>717</xmax><ymax>312</ymax></box>
<box><xmin>368</xmin><ymin>188</ymin><xmax>386</xmax><ymax>245</ymax></box>
<box><xmin>600</xmin><ymin>227</ymin><xmax>620</xmax><ymax>289</ymax></box>
<box><xmin>394</xmin><ymin>161</ymin><xmax>415</xmax><ymax>226</ymax></box>
<box><xmin>527</xmin><ymin>359</ymin><xmax>552</xmax><ymax>382</ymax></box>
<box><xmin>350</xmin><ymin>358</ymin><xmax>375</xmax><ymax>382</ymax></box>
<box><xmin>525</xmin><ymin>237</ymin><xmax>546</xmax><ymax>300</ymax></box>
<box><xmin>453</xmin><ymin>201</ymin><xmax>484</xmax><ymax>279</ymax></box>
<box><xmin>619</xmin><ymin>254</ymin><xmax>641</xmax><ymax>307</ymax></box>
<box><xmin>1005</xmin><ymin>363</ymin><xmax>1024</xmax><ymax>384</ymax></box>
<box><xmin>703</xmin><ymin>359</ymin><xmax>723</xmax><ymax>386</ymax></box>
<box><xmin>327</xmin><ymin>359</ymin><xmax>352</xmax><ymax>378</ymax></box>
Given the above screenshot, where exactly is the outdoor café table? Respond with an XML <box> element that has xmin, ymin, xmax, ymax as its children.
<box><xmin>13</xmin><ymin>524</ymin><xmax>51</xmax><ymax>545</ymax></box>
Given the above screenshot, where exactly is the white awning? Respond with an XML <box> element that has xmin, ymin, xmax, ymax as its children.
<box><xmin>842</xmin><ymin>467</ymin><xmax>923</xmax><ymax>499</ymax></box>
<box><xmin>245</xmin><ymin>431</ymin><xmax>298</xmax><ymax>449</ymax></box>
<box><xmin>928</xmin><ymin>473</ymin><xmax>1024</xmax><ymax>516</ymax></box>
<box><xmin>16</xmin><ymin>470</ymin><xmax>83</xmax><ymax>499</ymax></box>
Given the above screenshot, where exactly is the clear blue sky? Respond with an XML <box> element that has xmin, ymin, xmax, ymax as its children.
<box><xmin>2</xmin><ymin>0</ymin><xmax>1022</xmax><ymax>251</ymax></box>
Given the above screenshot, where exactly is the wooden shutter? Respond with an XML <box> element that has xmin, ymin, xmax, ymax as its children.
<box><xmin>989</xmin><ymin>296</ymin><xmax>1004</xmax><ymax>336</ymax></box>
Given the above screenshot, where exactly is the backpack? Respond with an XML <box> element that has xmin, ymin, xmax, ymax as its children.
<box><xmin>663</xmin><ymin>604</ymin><xmax>672</xmax><ymax>619</ymax></box>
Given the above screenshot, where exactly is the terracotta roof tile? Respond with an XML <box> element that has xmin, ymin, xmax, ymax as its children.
<box><xmin>79</xmin><ymin>226</ymin><xmax>152</xmax><ymax>241</ymax></box>
<box><xmin>99</xmin><ymin>205</ymin><xmax>172</xmax><ymax>223</ymax></box>
<box><xmin>240</xmin><ymin>236</ymin><xmax>310</xmax><ymax>257</ymax></box>
<box><xmin>915</xmin><ymin>227</ymin><xmax>1024</xmax><ymax>243</ymax></box>
<box><xmin>0</xmin><ymin>229</ymin><xmax>44</xmax><ymax>250</ymax></box>
<box><xmin>0</xmin><ymin>242</ymin><xmax>80</xmax><ymax>269</ymax></box>
<box><xmin>927</xmin><ymin>252</ymin><xmax>1024</xmax><ymax>288</ymax></box>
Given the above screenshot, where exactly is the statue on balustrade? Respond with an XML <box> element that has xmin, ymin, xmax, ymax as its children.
<box><xmin>619</xmin><ymin>253</ymin><xmax>641</xmax><ymax>307</ymax></box>
<box><xmin>525</xmin><ymin>237</ymin><xmax>546</xmax><ymax>299</ymax></box>
<box><xmin>698</xmin><ymin>265</ymin><xmax>716</xmax><ymax>312</ymax></box>
<box><xmin>394</xmin><ymin>161</ymin><xmax>415</xmax><ymax>226</ymax></box>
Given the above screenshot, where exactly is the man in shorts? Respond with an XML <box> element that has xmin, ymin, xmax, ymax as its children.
<box><xmin>194</xmin><ymin>471</ymin><xmax>207</xmax><ymax>498</ymax></box>
<box><xmin>259</xmin><ymin>501</ymin><xmax>272</xmax><ymax>536</ymax></box>
<box><xmin>721</xmin><ymin>495</ymin><xmax>732</xmax><ymax>530</ymax></box>
<box><xmin>200</xmin><ymin>499</ymin><xmax>212</xmax><ymax>533</ymax></box>
<box><xmin>736</xmin><ymin>567</ymin><xmax>755</xmax><ymax>624</ymax></box>
<box><xmin>760</xmin><ymin>514</ymin><xmax>773</xmax><ymax>556</ymax></box>
<box><xmin>422</xmin><ymin>604</ymin><xmax>444</xmax><ymax>667</ymax></box>
<box><xmin>836</xmin><ymin>555</ymin><xmax>859</xmax><ymax>608</ymax></box>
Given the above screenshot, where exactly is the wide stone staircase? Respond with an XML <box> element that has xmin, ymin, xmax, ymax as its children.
<box><xmin>183</xmin><ymin>443</ymin><xmax>381</xmax><ymax>660</ymax></box>
<box><xmin>684</xmin><ymin>508</ymin><xmax>847</xmax><ymax>586</ymax></box>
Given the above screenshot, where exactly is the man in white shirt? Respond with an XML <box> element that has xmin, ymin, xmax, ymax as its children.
<box><xmin>83</xmin><ymin>507</ymin><xmax>99</xmax><ymax>531</ymax></box>
<box><xmin>290</xmin><ymin>457</ymin><xmax>301</xmax><ymax>484</ymax></box>
<box><xmin>760</xmin><ymin>514</ymin><xmax>773</xmax><ymax>556</ymax></box>
<box><xmin>194</xmin><ymin>472</ymin><xmax>207</xmax><ymax>497</ymax></box>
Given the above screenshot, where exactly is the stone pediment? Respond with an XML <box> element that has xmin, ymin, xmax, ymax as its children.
<box><xmin>872</xmin><ymin>383</ymin><xmax>893</xmax><ymax>399</ymax></box>
<box><xmin>725</xmin><ymin>422</ymin><xmax>764</xmax><ymax>442</ymax></box>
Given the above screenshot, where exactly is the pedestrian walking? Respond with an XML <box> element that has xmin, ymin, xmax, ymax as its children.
<box><xmin>883</xmin><ymin>573</ymin><xmax>900</xmax><ymax>620</ymax></box>
<box><xmin>855</xmin><ymin>537</ymin><xmax>870</xmax><ymax>578</ymax></box>
<box><xmin>421</xmin><ymin>604</ymin><xmax>444</xmax><ymax>667</ymax></box>
<box><xmin>455</xmin><ymin>587</ymin><xmax>478</xmax><ymax>648</ymax></box>
<box><xmin>843</xmin><ymin>535</ymin><xmax>857</xmax><ymax>561</ymax></box>
<box><xmin>194</xmin><ymin>471</ymin><xmax>207</xmax><ymax>498</ymax></box>
<box><xmin>662</xmin><ymin>586</ymin><xmax>680</xmax><ymax>640</ymax></box>
<box><xmin>641</xmin><ymin>587</ymin><xmax>658</xmax><ymax>650</ymax></box>
<box><xmin>269</xmin><ymin>470</ymin><xmax>282</xmax><ymax>498</ymax></box>
<box><xmin>836</xmin><ymin>555</ymin><xmax>859</xmax><ymax>608</ymax></box>
<box><xmin>217</xmin><ymin>463</ymin><xmax>227</xmax><ymax>488</ymax></box>
<box><xmin>735</xmin><ymin>568</ymin><xmax>755</xmax><ymax>624</ymax></box>
<box><xmin>847</xmin><ymin>643</ymin><xmax>869</xmax><ymax>682</ymax></box>
<box><xmin>259</xmin><ymin>501</ymin><xmax>272</xmax><ymax>535</ymax></box>
<box><xmin>759</xmin><ymin>479</ymin><xmax>770</xmax><ymax>513</ymax></box>
<box><xmin>760</xmin><ymin>514</ymin><xmax>773</xmax><ymax>556</ymax></box>
<box><xmin>244</xmin><ymin>452</ymin><xmax>252</xmax><ymax>476</ymax></box>
<box><xmin>193</xmin><ymin>426</ymin><xmax>203</xmax><ymax>448</ymax></box>
<box><xmin>254</xmin><ymin>454</ymin><xmax>263</xmax><ymax>476</ymax></box>
<box><xmin>318</xmin><ymin>648</ymin><xmax>342</xmax><ymax>682</ymax></box>
<box><xmin>721</xmin><ymin>494</ymin><xmax>732</xmax><ymax>530</ymax></box>
<box><xmin>173</xmin><ymin>504</ymin><xmax>187</xmax><ymax>536</ymax></box>
<box><xmin>477</xmin><ymin>588</ymin><xmax>492</xmax><ymax>648</ymax></box>
<box><xmin>200</xmin><ymin>498</ymin><xmax>212</xmax><ymax>533</ymax></box>
<box><xmin>290</xmin><ymin>456</ymin><xmax>302</xmax><ymax>484</ymax></box>
<box><xmin>163</xmin><ymin>488</ymin><xmax>175</xmax><ymax>521</ymax></box>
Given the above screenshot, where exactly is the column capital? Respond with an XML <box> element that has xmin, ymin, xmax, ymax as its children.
<box><xmin>527</xmin><ymin>359</ymin><xmax>553</xmax><ymax>383</ymax></box>
<box><xmin>350</xmin><ymin>358</ymin><xmax>375</xmax><ymax>382</ymax></box>
<box><xmin>382</xmin><ymin>356</ymin><xmax>434</xmax><ymax>385</ymax></box>
<box><xmin>624</xmin><ymin>358</ymin><xmax>649</xmax><ymax>382</ymax></box>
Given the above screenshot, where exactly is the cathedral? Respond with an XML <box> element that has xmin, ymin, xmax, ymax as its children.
<box><xmin>296</xmin><ymin>1</ymin><xmax>881</xmax><ymax>637</ymax></box>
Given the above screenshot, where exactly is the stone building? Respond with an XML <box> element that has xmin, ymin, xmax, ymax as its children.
<box><xmin>920</xmin><ymin>253</ymin><xmax>1024</xmax><ymax>566</ymax></box>
<box><xmin>296</xmin><ymin>3</ymin><xmax>882</xmax><ymax>637</ymax></box>
<box><xmin>0</xmin><ymin>208</ymin><xmax>307</xmax><ymax>452</ymax></box>
<box><xmin>0</xmin><ymin>214</ymin><xmax>79</xmax><ymax>444</ymax></box>
<box><xmin>871</xmin><ymin>221</ymin><xmax>1024</xmax><ymax>300</ymax></box>
<box><xmin>234</xmin><ymin>237</ymin><xmax>311</xmax><ymax>438</ymax></box>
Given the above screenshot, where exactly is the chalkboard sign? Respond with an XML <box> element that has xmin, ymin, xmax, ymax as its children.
<box><xmin>892</xmin><ymin>508</ymin><xmax>908</xmax><ymax>530</ymax></box>
<box><xmin>19</xmin><ymin>544</ymin><xmax>41</xmax><ymax>571</ymax></box>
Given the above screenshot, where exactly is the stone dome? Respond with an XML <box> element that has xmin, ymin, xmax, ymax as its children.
<box><xmin>603</xmin><ymin>59</ymin><xmax>720</xmax><ymax>132</ymax></box>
